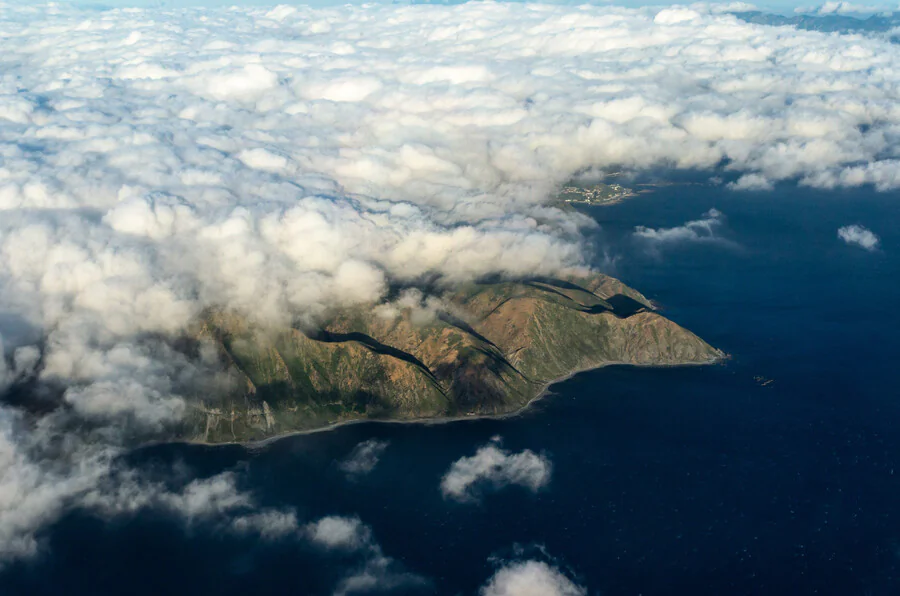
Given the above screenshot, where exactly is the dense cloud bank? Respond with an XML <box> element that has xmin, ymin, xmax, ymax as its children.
<box><xmin>0</xmin><ymin>0</ymin><xmax>899</xmax><ymax>569</ymax></box>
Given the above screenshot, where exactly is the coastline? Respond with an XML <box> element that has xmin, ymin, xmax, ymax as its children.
<box><xmin>180</xmin><ymin>353</ymin><xmax>727</xmax><ymax>450</ymax></box>
<box><xmin>558</xmin><ymin>190</ymin><xmax>639</xmax><ymax>208</ymax></box>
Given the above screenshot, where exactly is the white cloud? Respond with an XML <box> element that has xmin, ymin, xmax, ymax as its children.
<box><xmin>709</xmin><ymin>2</ymin><xmax>759</xmax><ymax>13</ymax></box>
<box><xmin>231</xmin><ymin>510</ymin><xmax>300</xmax><ymax>540</ymax></box>
<box><xmin>83</xmin><ymin>469</ymin><xmax>300</xmax><ymax>536</ymax></box>
<box><xmin>0</xmin><ymin>410</ymin><xmax>111</xmax><ymax>560</ymax></box>
<box><xmin>306</xmin><ymin>515</ymin><xmax>426</xmax><ymax>596</ymax></box>
<box><xmin>728</xmin><ymin>173</ymin><xmax>774</xmax><ymax>191</ymax></box>
<box><xmin>838</xmin><ymin>224</ymin><xmax>881</xmax><ymax>250</ymax></box>
<box><xmin>334</xmin><ymin>554</ymin><xmax>426</xmax><ymax>596</ymax></box>
<box><xmin>0</xmin><ymin>407</ymin><xmax>417</xmax><ymax>596</ymax></box>
<box><xmin>306</xmin><ymin>515</ymin><xmax>370</xmax><ymax>551</ymax></box>
<box><xmin>0</xmin><ymin>432</ymin><xmax>297</xmax><ymax>562</ymax></box>
<box><xmin>93</xmin><ymin>484</ymin><xmax>416</xmax><ymax>594</ymax></box>
<box><xmin>441</xmin><ymin>437</ymin><xmax>552</xmax><ymax>502</ymax></box>
<box><xmin>185</xmin><ymin>64</ymin><xmax>279</xmax><ymax>103</ymax></box>
<box><xmin>634</xmin><ymin>208</ymin><xmax>726</xmax><ymax>244</ymax></box>
<box><xmin>340</xmin><ymin>439</ymin><xmax>390</xmax><ymax>477</ymax></box>
<box><xmin>95</xmin><ymin>473</ymin><xmax>422</xmax><ymax>594</ymax></box>
<box><xmin>158</xmin><ymin>473</ymin><xmax>254</xmax><ymax>522</ymax></box>
<box><xmin>654</xmin><ymin>7</ymin><xmax>705</xmax><ymax>24</ymax></box>
<box><xmin>481</xmin><ymin>560</ymin><xmax>586</xmax><ymax>596</ymax></box>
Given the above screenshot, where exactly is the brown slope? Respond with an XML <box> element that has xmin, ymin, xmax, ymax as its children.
<box><xmin>178</xmin><ymin>273</ymin><xmax>723</xmax><ymax>443</ymax></box>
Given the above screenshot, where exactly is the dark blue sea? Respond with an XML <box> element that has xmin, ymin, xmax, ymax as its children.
<box><xmin>3</xmin><ymin>183</ymin><xmax>899</xmax><ymax>595</ymax></box>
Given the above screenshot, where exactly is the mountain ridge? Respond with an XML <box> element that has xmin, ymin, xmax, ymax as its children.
<box><xmin>180</xmin><ymin>273</ymin><xmax>724</xmax><ymax>444</ymax></box>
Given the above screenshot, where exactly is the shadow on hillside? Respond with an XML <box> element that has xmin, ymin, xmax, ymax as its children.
<box><xmin>605</xmin><ymin>294</ymin><xmax>649</xmax><ymax>317</ymax></box>
<box><xmin>305</xmin><ymin>329</ymin><xmax>440</xmax><ymax>385</ymax></box>
<box><xmin>523</xmin><ymin>277</ymin><xmax>648</xmax><ymax>318</ymax></box>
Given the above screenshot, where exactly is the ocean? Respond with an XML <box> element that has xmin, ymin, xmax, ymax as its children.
<box><xmin>3</xmin><ymin>182</ymin><xmax>898</xmax><ymax>595</ymax></box>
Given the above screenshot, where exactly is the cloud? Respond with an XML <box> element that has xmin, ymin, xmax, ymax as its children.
<box><xmin>333</xmin><ymin>551</ymin><xmax>426</xmax><ymax>596</ymax></box>
<box><xmin>0</xmin><ymin>410</ymin><xmax>111</xmax><ymax>560</ymax></box>
<box><xmin>0</xmin><ymin>404</ymin><xmax>416</xmax><ymax>596</ymax></box>
<box><xmin>481</xmin><ymin>560</ymin><xmax>586</xmax><ymax>596</ymax></box>
<box><xmin>838</xmin><ymin>224</ymin><xmax>881</xmax><ymax>250</ymax></box>
<box><xmin>634</xmin><ymin>208</ymin><xmax>726</xmax><ymax>244</ymax></box>
<box><xmin>306</xmin><ymin>515</ymin><xmax>426</xmax><ymax>596</ymax></box>
<box><xmin>334</xmin><ymin>554</ymin><xmax>426</xmax><ymax>596</ymax></box>
<box><xmin>1</xmin><ymin>0</ymin><xmax>899</xmax><ymax>561</ymax></box>
<box><xmin>0</xmin><ymin>438</ymin><xmax>298</xmax><ymax>562</ymax></box>
<box><xmin>339</xmin><ymin>439</ymin><xmax>390</xmax><ymax>478</ymax></box>
<box><xmin>711</xmin><ymin>2</ymin><xmax>759</xmax><ymax>12</ymax></box>
<box><xmin>231</xmin><ymin>510</ymin><xmax>300</xmax><ymax>540</ymax></box>
<box><xmin>306</xmin><ymin>515</ymin><xmax>371</xmax><ymax>551</ymax></box>
<box><xmin>441</xmin><ymin>437</ymin><xmax>552</xmax><ymax>502</ymax></box>
<box><xmin>82</xmin><ymin>469</ymin><xmax>300</xmax><ymax>535</ymax></box>
<box><xmin>728</xmin><ymin>173</ymin><xmax>774</xmax><ymax>191</ymax></box>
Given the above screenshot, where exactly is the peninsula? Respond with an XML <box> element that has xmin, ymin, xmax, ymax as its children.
<box><xmin>181</xmin><ymin>274</ymin><xmax>723</xmax><ymax>443</ymax></box>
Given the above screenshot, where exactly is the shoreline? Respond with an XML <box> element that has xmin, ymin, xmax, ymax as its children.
<box><xmin>179</xmin><ymin>354</ymin><xmax>726</xmax><ymax>450</ymax></box>
<box><xmin>558</xmin><ymin>191</ymin><xmax>639</xmax><ymax>208</ymax></box>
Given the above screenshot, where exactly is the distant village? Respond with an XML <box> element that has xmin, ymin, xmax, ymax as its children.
<box><xmin>558</xmin><ymin>182</ymin><xmax>636</xmax><ymax>206</ymax></box>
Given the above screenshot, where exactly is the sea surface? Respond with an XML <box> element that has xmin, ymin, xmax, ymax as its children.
<box><xmin>3</xmin><ymin>183</ymin><xmax>899</xmax><ymax>595</ymax></box>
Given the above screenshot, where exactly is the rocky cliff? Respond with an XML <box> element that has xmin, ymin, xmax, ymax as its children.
<box><xmin>180</xmin><ymin>274</ymin><xmax>723</xmax><ymax>443</ymax></box>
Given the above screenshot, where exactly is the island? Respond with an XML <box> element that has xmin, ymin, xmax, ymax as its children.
<box><xmin>178</xmin><ymin>273</ymin><xmax>724</xmax><ymax>444</ymax></box>
<box><xmin>557</xmin><ymin>182</ymin><xmax>637</xmax><ymax>206</ymax></box>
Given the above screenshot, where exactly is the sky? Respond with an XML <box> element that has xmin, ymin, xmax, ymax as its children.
<box><xmin>0</xmin><ymin>0</ymin><xmax>898</xmax><ymax>591</ymax></box>
<box><xmin>7</xmin><ymin>0</ymin><xmax>884</xmax><ymax>15</ymax></box>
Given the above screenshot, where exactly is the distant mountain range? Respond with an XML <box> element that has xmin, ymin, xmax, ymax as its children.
<box><xmin>733</xmin><ymin>10</ymin><xmax>900</xmax><ymax>40</ymax></box>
